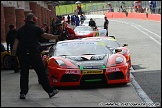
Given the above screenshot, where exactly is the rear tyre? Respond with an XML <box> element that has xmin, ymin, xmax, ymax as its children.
<box><xmin>3</xmin><ymin>55</ymin><xmax>12</xmax><ymax>69</ymax></box>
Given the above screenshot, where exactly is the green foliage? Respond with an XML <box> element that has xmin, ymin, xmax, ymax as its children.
<box><xmin>56</xmin><ymin>2</ymin><xmax>104</xmax><ymax>15</ymax></box>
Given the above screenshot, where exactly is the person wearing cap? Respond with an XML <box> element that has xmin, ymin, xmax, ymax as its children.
<box><xmin>104</xmin><ymin>16</ymin><xmax>109</xmax><ymax>36</ymax></box>
<box><xmin>11</xmin><ymin>13</ymin><xmax>59</xmax><ymax>99</ymax></box>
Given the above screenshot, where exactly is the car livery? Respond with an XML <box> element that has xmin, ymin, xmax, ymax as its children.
<box><xmin>82</xmin><ymin>36</ymin><xmax>132</xmax><ymax>68</ymax></box>
<box><xmin>42</xmin><ymin>39</ymin><xmax>130</xmax><ymax>87</ymax></box>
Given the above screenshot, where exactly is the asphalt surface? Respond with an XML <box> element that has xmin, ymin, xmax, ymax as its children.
<box><xmin>105</xmin><ymin>18</ymin><xmax>161</xmax><ymax>106</ymax></box>
<box><xmin>1</xmin><ymin>14</ymin><xmax>161</xmax><ymax>107</ymax></box>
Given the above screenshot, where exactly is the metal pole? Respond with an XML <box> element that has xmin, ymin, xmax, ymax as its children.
<box><xmin>64</xmin><ymin>6</ymin><xmax>67</xmax><ymax>15</ymax></box>
<box><xmin>58</xmin><ymin>6</ymin><xmax>61</xmax><ymax>15</ymax></box>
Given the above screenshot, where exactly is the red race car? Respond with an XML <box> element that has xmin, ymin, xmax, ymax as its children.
<box><xmin>73</xmin><ymin>26</ymin><xmax>99</xmax><ymax>39</ymax></box>
<box><xmin>82</xmin><ymin>36</ymin><xmax>132</xmax><ymax>69</ymax></box>
<box><xmin>42</xmin><ymin>39</ymin><xmax>130</xmax><ymax>87</ymax></box>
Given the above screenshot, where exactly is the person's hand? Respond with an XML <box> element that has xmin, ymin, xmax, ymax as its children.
<box><xmin>58</xmin><ymin>34</ymin><xmax>61</xmax><ymax>40</ymax></box>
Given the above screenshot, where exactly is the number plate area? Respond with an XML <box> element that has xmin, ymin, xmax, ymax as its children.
<box><xmin>82</xmin><ymin>70</ymin><xmax>103</xmax><ymax>74</ymax></box>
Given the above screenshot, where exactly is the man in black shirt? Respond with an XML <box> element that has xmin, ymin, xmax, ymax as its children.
<box><xmin>11</xmin><ymin>13</ymin><xmax>59</xmax><ymax>99</ymax></box>
<box><xmin>104</xmin><ymin>16</ymin><xmax>109</xmax><ymax>36</ymax></box>
<box><xmin>89</xmin><ymin>18</ymin><xmax>96</xmax><ymax>28</ymax></box>
<box><xmin>6</xmin><ymin>24</ymin><xmax>19</xmax><ymax>73</ymax></box>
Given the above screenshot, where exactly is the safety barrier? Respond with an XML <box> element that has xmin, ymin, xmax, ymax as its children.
<box><xmin>105</xmin><ymin>12</ymin><xmax>161</xmax><ymax>21</ymax></box>
<box><xmin>105</xmin><ymin>12</ymin><xmax>126</xmax><ymax>18</ymax></box>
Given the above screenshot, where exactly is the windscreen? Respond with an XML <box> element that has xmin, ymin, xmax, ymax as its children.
<box><xmin>54</xmin><ymin>41</ymin><xmax>112</xmax><ymax>56</ymax></box>
<box><xmin>102</xmin><ymin>40</ymin><xmax>120</xmax><ymax>48</ymax></box>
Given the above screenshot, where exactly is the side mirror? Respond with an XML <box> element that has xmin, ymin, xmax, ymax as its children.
<box><xmin>108</xmin><ymin>36</ymin><xmax>115</xmax><ymax>39</ymax></box>
<box><xmin>122</xmin><ymin>44</ymin><xmax>128</xmax><ymax>47</ymax></box>
<box><xmin>115</xmin><ymin>49</ymin><xmax>122</xmax><ymax>53</ymax></box>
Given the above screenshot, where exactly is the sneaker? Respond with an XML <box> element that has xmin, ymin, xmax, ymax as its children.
<box><xmin>48</xmin><ymin>89</ymin><xmax>59</xmax><ymax>98</ymax></box>
<box><xmin>20</xmin><ymin>94</ymin><xmax>26</xmax><ymax>99</ymax></box>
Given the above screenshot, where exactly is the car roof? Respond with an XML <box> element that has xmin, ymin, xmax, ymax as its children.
<box><xmin>57</xmin><ymin>38</ymin><xmax>101</xmax><ymax>44</ymax></box>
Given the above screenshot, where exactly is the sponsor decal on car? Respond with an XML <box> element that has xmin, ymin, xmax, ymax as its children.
<box><xmin>65</xmin><ymin>70</ymin><xmax>81</xmax><ymax>74</ymax></box>
<box><xmin>106</xmin><ymin>67</ymin><xmax>120</xmax><ymax>72</ymax></box>
<box><xmin>82</xmin><ymin>70</ymin><xmax>103</xmax><ymax>74</ymax></box>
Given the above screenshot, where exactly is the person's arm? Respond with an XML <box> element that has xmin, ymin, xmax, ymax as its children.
<box><xmin>11</xmin><ymin>39</ymin><xmax>19</xmax><ymax>56</ymax></box>
<box><xmin>41</xmin><ymin>33</ymin><xmax>59</xmax><ymax>40</ymax></box>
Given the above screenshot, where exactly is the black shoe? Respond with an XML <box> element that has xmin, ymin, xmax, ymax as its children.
<box><xmin>48</xmin><ymin>89</ymin><xmax>59</xmax><ymax>98</ymax></box>
<box><xmin>14</xmin><ymin>70</ymin><xmax>20</xmax><ymax>73</ymax></box>
<box><xmin>20</xmin><ymin>94</ymin><xmax>26</xmax><ymax>99</ymax></box>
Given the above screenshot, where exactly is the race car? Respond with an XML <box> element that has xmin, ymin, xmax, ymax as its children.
<box><xmin>73</xmin><ymin>26</ymin><xmax>99</xmax><ymax>39</ymax></box>
<box><xmin>1</xmin><ymin>42</ymin><xmax>19</xmax><ymax>69</ymax></box>
<box><xmin>82</xmin><ymin>36</ymin><xmax>132</xmax><ymax>68</ymax></box>
<box><xmin>42</xmin><ymin>39</ymin><xmax>130</xmax><ymax>87</ymax></box>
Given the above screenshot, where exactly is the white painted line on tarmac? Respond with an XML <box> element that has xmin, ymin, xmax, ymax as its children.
<box><xmin>130</xmin><ymin>23</ymin><xmax>161</xmax><ymax>39</ymax></box>
<box><xmin>130</xmin><ymin>67</ymin><xmax>156</xmax><ymax>107</ymax></box>
<box><xmin>130</xmin><ymin>24</ymin><xmax>161</xmax><ymax>45</ymax></box>
<box><xmin>111</xmin><ymin>20</ymin><xmax>161</xmax><ymax>46</ymax></box>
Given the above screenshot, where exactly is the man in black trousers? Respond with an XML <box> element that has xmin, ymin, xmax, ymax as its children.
<box><xmin>6</xmin><ymin>24</ymin><xmax>19</xmax><ymax>73</ymax></box>
<box><xmin>11</xmin><ymin>13</ymin><xmax>59</xmax><ymax>99</ymax></box>
<box><xmin>104</xmin><ymin>16</ymin><xmax>109</xmax><ymax>36</ymax></box>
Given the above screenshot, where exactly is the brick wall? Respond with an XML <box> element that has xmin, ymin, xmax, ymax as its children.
<box><xmin>48</xmin><ymin>5</ymin><xmax>56</xmax><ymax>20</ymax></box>
<box><xmin>4</xmin><ymin>6</ymin><xmax>16</xmax><ymax>41</ymax></box>
<box><xmin>1</xmin><ymin>2</ymin><xmax>57</xmax><ymax>42</ymax></box>
<box><xmin>53</xmin><ymin>6</ymin><xmax>56</xmax><ymax>20</ymax></box>
<box><xmin>1</xmin><ymin>4</ymin><xmax>5</xmax><ymax>42</ymax></box>
<box><xmin>47</xmin><ymin>9</ymin><xmax>51</xmax><ymax>26</ymax></box>
<box><xmin>41</xmin><ymin>6</ymin><xmax>45</xmax><ymax>25</ymax></box>
<box><xmin>24</xmin><ymin>10</ymin><xmax>32</xmax><ymax>18</ymax></box>
<box><xmin>44</xmin><ymin>8</ymin><xmax>47</xmax><ymax>24</ymax></box>
<box><xmin>37</xmin><ymin>4</ymin><xmax>41</xmax><ymax>27</ymax></box>
<box><xmin>29</xmin><ymin>2</ymin><xmax>38</xmax><ymax>25</ymax></box>
<box><xmin>15</xmin><ymin>8</ymin><xmax>25</xmax><ymax>29</ymax></box>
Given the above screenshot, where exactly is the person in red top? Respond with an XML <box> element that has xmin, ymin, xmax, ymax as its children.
<box><xmin>59</xmin><ymin>21</ymin><xmax>75</xmax><ymax>41</ymax></box>
<box><xmin>67</xmin><ymin>27</ymin><xmax>75</xmax><ymax>40</ymax></box>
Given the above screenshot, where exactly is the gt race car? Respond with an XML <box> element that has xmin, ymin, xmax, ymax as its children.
<box><xmin>73</xmin><ymin>26</ymin><xmax>99</xmax><ymax>39</ymax></box>
<box><xmin>82</xmin><ymin>36</ymin><xmax>132</xmax><ymax>68</ymax></box>
<box><xmin>42</xmin><ymin>39</ymin><xmax>130</xmax><ymax>87</ymax></box>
